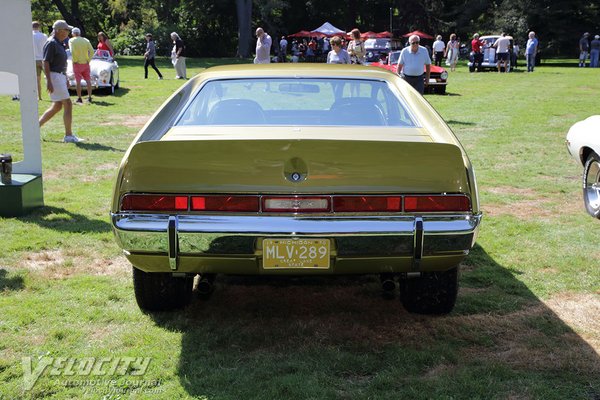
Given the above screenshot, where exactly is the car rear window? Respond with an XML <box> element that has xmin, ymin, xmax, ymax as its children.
<box><xmin>176</xmin><ymin>78</ymin><xmax>416</xmax><ymax>127</ymax></box>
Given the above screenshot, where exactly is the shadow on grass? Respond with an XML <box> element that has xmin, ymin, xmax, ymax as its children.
<box><xmin>74</xmin><ymin>142</ymin><xmax>125</xmax><ymax>152</ymax></box>
<box><xmin>18</xmin><ymin>206</ymin><xmax>111</xmax><ymax>233</ymax></box>
<box><xmin>0</xmin><ymin>269</ymin><xmax>25</xmax><ymax>291</ymax></box>
<box><xmin>145</xmin><ymin>244</ymin><xmax>599</xmax><ymax>398</ymax></box>
<box><xmin>447</xmin><ymin>120</ymin><xmax>476</xmax><ymax>126</ymax></box>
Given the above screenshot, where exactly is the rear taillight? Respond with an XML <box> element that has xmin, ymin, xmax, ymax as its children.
<box><xmin>333</xmin><ymin>196</ymin><xmax>402</xmax><ymax>212</ymax></box>
<box><xmin>404</xmin><ymin>195</ymin><xmax>471</xmax><ymax>212</ymax></box>
<box><xmin>121</xmin><ymin>194</ymin><xmax>188</xmax><ymax>211</ymax></box>
<box><xmin>191</xmin><ymin>196</ymin><xmax>259</xmax><ymax>212</ymax></box>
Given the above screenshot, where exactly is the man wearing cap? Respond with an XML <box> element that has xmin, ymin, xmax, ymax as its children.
<box><xmin>68</xmin><ymin>27</ymin><xmax>94</xmax><ymax>103</ymax></box>
<box><xmin>579</xmin><ymin>32</ymin><xmax>590</xmax><ymax>67</ymax></box>
<box><xmin>32</xmin><ymin>21</ymin><xmax>48</xmax><ymax>101</ymax></box>
<box><xmin>39</xmin><ymin>20</ymin><xmax>84</xmax><ymax>143</ymax></box>
<box><xmin>590</xmin><ymin>35</ymin><xmax>600</xmax><ymax>68</ymax></box>
<box><xmin>397</xmin><ymin>34</ymin><xmax>431</xmax><ymax>95</ymax></box>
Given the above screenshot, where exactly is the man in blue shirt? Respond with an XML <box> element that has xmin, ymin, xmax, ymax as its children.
<box><xmin>525</xmin><ymin>31</ymin><xmax>539</xmax><ymax>72</ymax></box>
<box><xmin>397</xmin><ymin>35</ymin><xmax>431</xmax><ymax>94</ymax></box>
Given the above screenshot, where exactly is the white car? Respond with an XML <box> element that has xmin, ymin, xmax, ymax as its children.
<box><xmin>566</xmin><ymin>115</ymin><xmax>600</xmax><ymax>217</ymax></box>
<box><xmin>468</xmin><ymin>35</ymin><xmax>514</xmax><ymax>72</ymax></box>
<box><xmin>67</xmin><ymin>49</ymin><xmax>119</xmax><ymax>94</ymax></box>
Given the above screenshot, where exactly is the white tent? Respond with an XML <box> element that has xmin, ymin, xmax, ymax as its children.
<box><xmin>311</xmin><ymin>22</ymin><xmax>346</xmax><ymax>37</ymax></box>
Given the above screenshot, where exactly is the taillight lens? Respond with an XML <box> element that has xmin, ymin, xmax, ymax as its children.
<box><xmin>333</xmin><ymin>196</ymin><xmax>402</xmax><ymax>212</ymax></box>
<box><xmin>404</xmin><ymin>195</ymin><xmax>471</xmax><ymax>212</ymax></box>
<box><xmin>262</xmin><ymin>196</ymin><xmax>330</xmax><ymax>212</ymax></box>
<box><xmin>191</xmin><ymin>196</ymin><xmax>259</xmax><ymax>212</ymax></box>
<box><xmin>121</xmin><ymin>194</ymin><xmax>188</xmax><ymax>211</ymax></box>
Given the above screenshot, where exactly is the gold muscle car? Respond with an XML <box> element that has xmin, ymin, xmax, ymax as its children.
<box><xmin>111</xmin><ymin>64</ymin><xmax>481</xmax><ymax>314</ymax></box>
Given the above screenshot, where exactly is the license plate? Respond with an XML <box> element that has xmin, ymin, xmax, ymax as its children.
<box><xmin>263</xmin><ymin>239</ymin><xmax>330</xmax><ymax>269</ymax></box>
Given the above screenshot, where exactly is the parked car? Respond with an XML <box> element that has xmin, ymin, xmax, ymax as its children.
<box><xmin>467</xmin><ymin>35</ymin><xmax>514</xmax><ymax>72</ymax></box>
<box><xmin>370</xmin><ymin>50</ymin><xmax>449</xmax><ymax>94</ymax></box>
<box><xmin>364</xmin><ymin>38</ymin><xmax>403</xmax><ymax>62</ymax></box>
<box><xmin>111</xmin><ymin>64</ymin><xmax>481</xmax><ymax>314</ymax></box>
<box><xmin>566</xmin><ymin>115</ymin><xmax>600</xmax><ymax>218</ymax></box>
<box><xmin>66</xmin><ymin>49</ymin><xmax>120</xmax><ymax>94</ymax></box>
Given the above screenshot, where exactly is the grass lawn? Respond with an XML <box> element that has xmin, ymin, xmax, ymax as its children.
<box><xmin>0</xmin><ymin>56</ymin><xmax>599</xmax><ymax>399</ymax></box>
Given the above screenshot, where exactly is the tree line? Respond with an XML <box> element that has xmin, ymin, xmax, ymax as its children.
<box><xmin>32</xmin><ymin>0</ymin><xmax>600</xmax><ymax>58</ymax></box>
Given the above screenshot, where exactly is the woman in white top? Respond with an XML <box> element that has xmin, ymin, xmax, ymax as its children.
<box><xmin>327</xmin><ymin>36</ymin><xmax>350</xmax><ymax>64</ymax></box>
<box><xmin>445</xmin><ymin>33</ymin><xmax>460</xmax><ymax>71</ymax></box>
<box><xmin>346</xmin><ymin>29</ymin><xmax>366</xmax><ymax>64</ymax></box>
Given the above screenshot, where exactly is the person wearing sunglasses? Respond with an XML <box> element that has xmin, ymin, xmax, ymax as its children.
<box><xmin>397</xmin><ymin>34</ymin><xmax>431</xmax><ymax>94</ymax></box>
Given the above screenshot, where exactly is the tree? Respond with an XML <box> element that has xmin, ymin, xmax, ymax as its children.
<box><xmin>236</xmin><ymin>0</ymin><xmax>252</xmax><ymax>57</ymax></box>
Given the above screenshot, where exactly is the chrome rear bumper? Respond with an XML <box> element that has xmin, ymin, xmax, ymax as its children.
<box><xmin>111</xmin><ymin>213</ymin><xmax>482</xmax><ymax>272</ymax></box>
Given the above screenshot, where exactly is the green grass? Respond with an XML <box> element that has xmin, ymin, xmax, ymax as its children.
<box><xmin>1</xmin><ymin>57</ymin><xmax>599</xmax><ymax>399</ymax></box>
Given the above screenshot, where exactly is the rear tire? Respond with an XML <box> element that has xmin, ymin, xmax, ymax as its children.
<box><xmin>399</xmin><ymin>267</ymin><xmax>458</xmax><ymax>314</ymax></box>
<box><xmin>132</xmin><ymin>267</ymin><xmax>193</xmax><ymax>311</ymax></box>
<box><xmin>583</xmin><ymin>152</ymin><xmax>600</xmax><ymax>218</ymax></box>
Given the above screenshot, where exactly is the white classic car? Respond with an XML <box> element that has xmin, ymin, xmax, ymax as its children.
<box><xmin>67</xmin><ymin>49</ymin><xmax>119</xmax><ymax>94</ymax></box>
<box><xmin>566</xmin><ymin>115</ymin><xmax>600</xmax><ymax>217</ymax></box>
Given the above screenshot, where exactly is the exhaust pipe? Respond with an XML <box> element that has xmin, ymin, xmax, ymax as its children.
<box><xmin>197</xmin><ymin>274</ymin><xmax>215</xmax><ymax>297</ymax></box>
<box><xmin>380</xmin><ymin>274</ymin><xmax>396</xmax><ymax>299</ymax></box>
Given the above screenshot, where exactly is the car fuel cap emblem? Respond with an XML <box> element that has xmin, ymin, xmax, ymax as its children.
<box><xmin>290</xmin><ymin>172</ymin><xmax>301</xmax><ymax>181</ymax></box>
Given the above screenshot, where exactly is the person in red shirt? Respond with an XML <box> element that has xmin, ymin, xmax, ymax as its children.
<box><xmin>471</xmin><ymin>33</ymin><xmax>485</xmax><ymax>72</ymax></box>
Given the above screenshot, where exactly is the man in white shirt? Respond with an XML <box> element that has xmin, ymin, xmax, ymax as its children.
<box><xmin>432</xmin><ymin>35</ymin><xmax>445</xmax><ymax>66</ymax></box>
<box><xmin>279</xmin><ymin>36</ymin><xmax>288</xmax><ymax>62</ymax></box>
<box><xmin>493</xmin><ymin>33</ymin><xmax>511</xmax><ymax>73</ymax></box>
<box><xmin>397</xmin><ymin>35</ymin><xmax>431</xmax><ymax>94</ymax></box>
<box><xmin>32</xmin><ymin>21</ymin><xmax>48</xmax><ymax>100</ymax></box>
<box><xmin>254</xmin><ymin>27</ymin><xmax>272</xmax><ymax>64</ymax></box>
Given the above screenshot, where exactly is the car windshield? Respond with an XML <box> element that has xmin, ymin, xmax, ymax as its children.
<box><xmin>93</xmin><ymin>50</ymin><xmax>111</xmax><ymax>60</ymax></box>
<box><xmin>365</xmin><ymin>39</ymin><xmax>391</xmax><ymax>50</ymax></box>
<box><xmin>388</xmin><ymin>52</ymin><xmax>400</xmax><ymax>64</ymax></box>
<box><xmin>176</xmin><ymin>78</ymin><xmax>416</xmax><ymax>127</ymax></box>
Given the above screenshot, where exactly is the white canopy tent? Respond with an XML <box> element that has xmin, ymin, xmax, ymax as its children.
<box><xmin>311</xmin><ymin>22</ymin><xmax>346</xmax><ymax>37</ymax></box>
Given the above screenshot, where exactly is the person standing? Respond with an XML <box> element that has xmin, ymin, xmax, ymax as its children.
<box><xmin>278</xmin><ymin>36</ymin><xmax>288</xmax><ymax>62</ymax></box>
<box><xmin>326</xmin><ymin>36</ymin><xmax>350</xmax><ymax>64</ymax></box>
<box><xmin>432</xmin><ymin>35</ymin><xmax>445</xmax><ymax>67</ymax></box>
<box><xmin>170</xmin><ymin>32</ymin><xmax>187</xmax><ymax>79</ymax></box>
<box><xmin>590</xmin><ymin>35</ymin><xmax>600</xmax><ymax>68</ymax></box>
<box><xmin>471</xmin><ymin>33</ymin><xmax>485</xmax><ymax>72</ymax></box>
<box><xmin>347</xmin><ymin>29</ymin><xmax>366</xmax><ymax>64</ymax></box>
<box><xmin>254</xmin><ymin>27</ymin><xmax>272</xmax><ymax>64</ymax></box>
<box><xmin>397</xmin><ymin>34</ymin><xmax>431</xmax><ymax>95</ymax></box>
<box><xmin>579</xmin><ymin>32</ymin><xmax>590</xmax><ymax>67</ymax></box>
<box><xmin>493</xmin><ymin>33</ymin><xmax>511</xmax><ymax>72</ymax></box>
<box><xmin>39</xmin><ymin>20</ymin><xmax>84</xmax><ymax>143</ymax></box>
<box><xmin>97</xmin><ymin>32</ymin><xmax>114</xmax><ymax>56</ymax></box>
<box><xmin>525</xmin><ymin>31</ymin><xmax>538</xmax><ymax>72</ymax></box>
<box><xmin>32</xmin><ymin>21</ymin><xmax>48</xmax><ymax>101</ymax></box>
<box><xmin>445</xmin><ymin>33</ymin><xmax>459</xmax><ymax>71</ymax></box>
<box><xmin>144</xmin><ymin>33</ymin><xmax>163</xmax><ymax>79</ymax></box>
<box><xmin>68</xmin><ymin>27</ymin><xmax>94</xmax><ymax>103</ymax></box>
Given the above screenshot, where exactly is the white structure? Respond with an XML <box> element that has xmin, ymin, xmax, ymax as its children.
<box><xmin>0</xmin><ymin>0</ymin><xmax>42</xmax><ymax>175</ymax></box>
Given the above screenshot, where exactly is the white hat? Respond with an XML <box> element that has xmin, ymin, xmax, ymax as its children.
<box><xmin>52</xmin><ymin>20</ymin><xmax>73</xmax><ymax>31</ymax></box>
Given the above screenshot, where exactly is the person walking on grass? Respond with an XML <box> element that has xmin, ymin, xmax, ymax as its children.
<box><xmin>397</xmin><ymin>34</ymin><xmax>431</xmax><ymax>95</ymax></box>
<box><xmin>68</xmin><ymin>27</ymin><xmax>94</xmax><ymax>103</ymax></box>
<box><xmin>579</xmin><ymin>32</ymin><xmax>590</xmax><ymax>67</ymax></box>
<box><xmin>171</xmin><ymin>32</ymin><xmax>187</xmax><ymax>79</ymax></box>
<box><xmin>39</xmin><ymin>20</ymin><xmax>84</xmax><ymax>143</ymax></box>
<box><xmin>32</xmin><ymin>21</ymin><xmax>48</xmax><ymax>101</ymax></box>
<box><xmin>144</xmin><ymin>33</ymin><xmax>163</xmax><ymax>79</ymax></box>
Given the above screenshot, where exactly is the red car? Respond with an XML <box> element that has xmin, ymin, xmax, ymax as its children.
<box><xmin>370</xmin><ymin>50</ymin><xmax>449</xmax><ymax>95</ymax></box>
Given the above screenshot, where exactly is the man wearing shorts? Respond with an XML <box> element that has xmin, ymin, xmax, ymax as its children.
<box><xmin>32</xmin><ymin>21</ymin><xmax>48</xmax><ymax>101</ymax></box>
<box><xmin>493</xmin><ymin>33</ymin><xmax>511</xmax><ymax>73</ymax></box>
<box><xmin>68</xmin><ymin>27</ymin><xmax>94</xmax><ymax>103</ymax></box>
<box><xmin>39</xmin><ymin>20</ymin><xmax>84</xmax><ymax>143</ymax></box>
